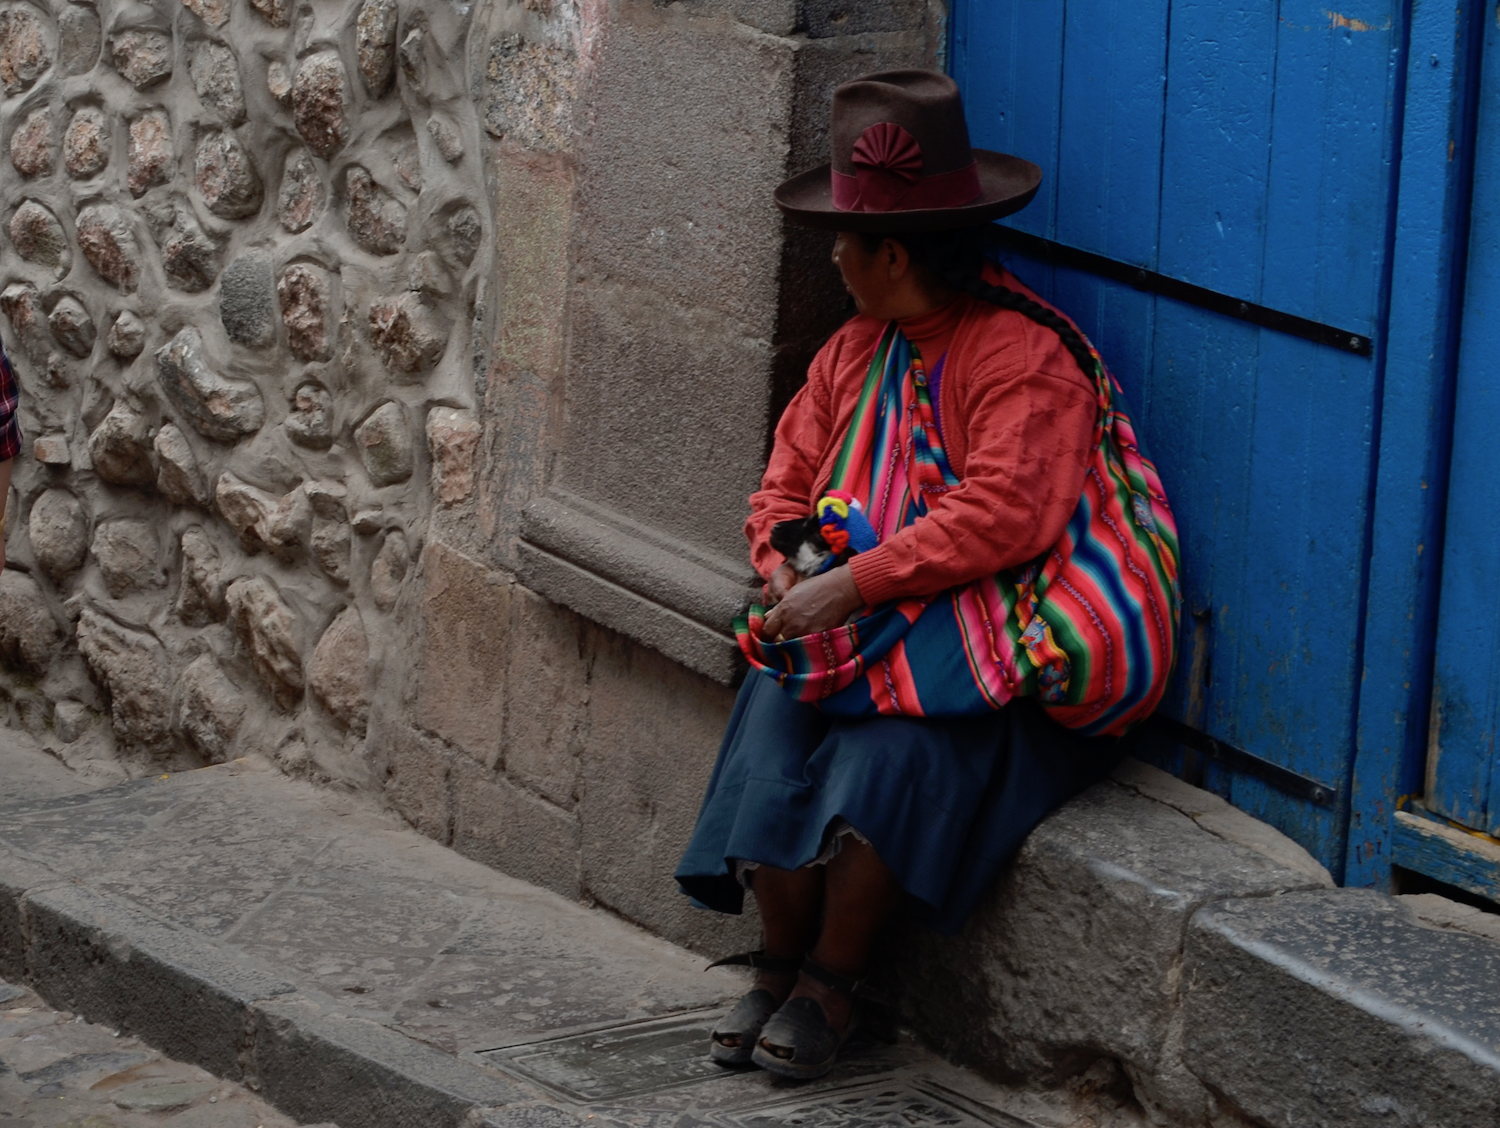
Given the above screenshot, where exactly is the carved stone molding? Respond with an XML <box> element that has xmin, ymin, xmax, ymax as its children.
<box><xmin>519</xmin><ymin>491</ymin><xmax>756</xmax><ymax>683</ymax></box>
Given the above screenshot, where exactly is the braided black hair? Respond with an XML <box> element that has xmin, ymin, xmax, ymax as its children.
<box><xmin>859</xmin><ymin>226</ymin><xmax>1098</xmax><ymax>377</ymax></box>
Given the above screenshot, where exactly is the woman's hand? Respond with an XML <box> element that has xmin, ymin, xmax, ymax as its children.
<box><xmin>765</xmin><ymin>562</ymin><xmax>801</xmax><ymax>606</ymax></box>
<box><xmin>760</xmin><ymin>565</ymin><xmax>864</xmax><ymax>641</ymax></box>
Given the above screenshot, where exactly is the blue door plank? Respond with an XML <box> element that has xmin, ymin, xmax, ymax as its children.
<box><xmin>1428</xmin><ymin>10</ymin><xmax>1500</xmax><ymax>835</ymax></box>
<box><xmin>1217</xmin><ymin>335</ymin><xmax>1376</xmax><ymax>868</ymax></box>
<box><xmin>1429</xmin><ymin>383</ymin><xmax>1500</xmax><ymax>831</ymax></box>
<box><xmin>1390</xmin><ymin>810</ymin><xmax>1500</xmax><ymax>904</ymax></box>
<box><xmin>1048</xmin><ymin>269</ymin><xmax>1158</xmax><ymax>412</ymax></box>
<box><xmin>1155</xmin><ymin>0</ymin><xmax>1279</xmax><ymax>814</ymax></box>
<box><xmin>1056</xmin><ymin>0</ymin><xmax>1170</xmax><ymax>270</ymax></box>
<box><xmin>1155</xmin><ymin>0</ymin><xmax>1279</xmax><ymax>754</ymax></box>
<box><xmin>1157</xmin><ymin>1</ymin><xmax>1278</xmax><ymax>298</ymax></box>
<box><xmin>1052</xmin><ymin>0</ymin><xmax>1168</xmax><ymax>442</ymax></box>
<box><xmin>1478</xmin><ymin>30</ymin><xmax>1500</xmax><ymax>840</ymax></box>
<box><xmin>1346</xmin><ymin>1</ymin><xmax>1489</xmax><ymax>887</ymax></box>
<box><xmin>1148</xmin><ymin>308</ymin><xmax>1260</xmax><ymax>753</ymax></box>
<box><xmin>951</xmin><ymin>1</ymin><xmax>1065</xmax><ymax>240</ymax></box>
<box><xmin>994</xmin><ymin>246</ymin><xmax>1055</xmax><ymax>310</ymax></box>
<box><xmin>1208</xmin><ymin>6</ymin><xmax>1399</xmax><ymax>873</ymax></box>
<box><xmin>1259</xmin><ymin>3</ymin><xmax>1398</xmax><ymax>333</ymax></box>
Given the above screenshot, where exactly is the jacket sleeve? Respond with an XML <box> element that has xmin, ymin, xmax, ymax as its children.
<box><xmin>0</xmin><ymin>340</ymin><xmax>21</xmax><ymax>462</ymax></box>
<box><xmin>744</xmin><ymin>344</ymin><xmax>836</xmax><ymax>582</ymax></box>
<box><xmin>846</xmin><ymin>328</ymin><xmax>1098</xmax><ymax>605</ymax></box>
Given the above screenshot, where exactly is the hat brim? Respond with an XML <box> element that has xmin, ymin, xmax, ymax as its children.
<box><xmin>774</xmin><ymin>150</ymin><xmax>1042</xmax><ymax>232</ymax></box>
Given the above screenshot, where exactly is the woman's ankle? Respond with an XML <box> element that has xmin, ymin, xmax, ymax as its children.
<box><xmin>784</xmin><ymin>971</ymin><xmax>855</xmax><ymax>1033</ymax></box>
<box><xmin>753</xmin><ymin>966</ymin><xmax>799</xmax><ymax>1001</ymax></box>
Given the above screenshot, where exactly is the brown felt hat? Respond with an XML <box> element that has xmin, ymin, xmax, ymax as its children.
<box><xmin>775</xmin><ymin>69</ymin><xmax>1042</xmax><ymax>232</ymax></box>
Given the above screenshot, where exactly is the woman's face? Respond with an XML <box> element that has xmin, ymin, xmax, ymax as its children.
<box><xmin>832</xmin><ymin>231</ymin><xmax>898</xmax><ymax>317</ymax></box>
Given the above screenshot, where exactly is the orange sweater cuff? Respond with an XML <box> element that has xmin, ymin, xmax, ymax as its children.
<box><xmin>848</xmin><ymin>547</ymin><xmax>903</xmax><ymax>607</ymax></box>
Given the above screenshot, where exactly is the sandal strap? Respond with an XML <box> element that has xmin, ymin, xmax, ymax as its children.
<box><xmin>798</xmin><ymin>957</ymin><xmax>863</xmax><ymax>997</ymax></box>
<box><xmin>706</xmin><ymin>949</ymin><xmax>803</xmax><ymax>974</ymax></box>
<box><xmin>799</xmin><ymin>957</ymin><xmax>894</xmax><ymax>1009</ymax></box>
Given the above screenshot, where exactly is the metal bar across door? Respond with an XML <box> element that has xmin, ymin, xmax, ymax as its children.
<box><xmin>990</xmin><ymin>226</ymin><xmax>1373</xmax><ymax>355</ymax></box>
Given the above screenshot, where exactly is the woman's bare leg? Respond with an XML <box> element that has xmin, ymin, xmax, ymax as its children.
<box><xmin>713</xmin><ymin>863</ymin><xmax>824</xmax><ymax>1051</ymax></box>
<box><xmin>753</xmin><ymin>862</ymin><xmax>826</xmax><ymax>961</ymax></box>
<box><xmin>785</xmin><ymin>837</ymin><xmax>902</xmax><ymax>1034</ymax></box>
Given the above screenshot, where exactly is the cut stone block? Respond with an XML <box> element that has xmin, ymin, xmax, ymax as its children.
<box><xmin>895</xmin><ymin>778</ymin><xmax>1330</xmax><ymax>1125</ymax></box>
<box><xmin>1184</xmin><ymin>890</ymin><xmax>1500</xmax><ymax>1128</ymax></box>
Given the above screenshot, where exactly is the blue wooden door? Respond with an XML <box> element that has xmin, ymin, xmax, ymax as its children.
<box><xmin>1423</xmin><ymin>14</ymin><xmax>1500</xmax><ymax>841</ymax></box>
<box><xmin>949</xmin><ymin>2</ymin><xmax>1405</xmax><ymax>876</ymax></box>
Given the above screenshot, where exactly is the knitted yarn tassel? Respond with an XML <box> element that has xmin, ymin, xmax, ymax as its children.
<box><xmin>816</xmin><ymin>490</ymin><xmax>878</xmax><ymax>562</ymax></box>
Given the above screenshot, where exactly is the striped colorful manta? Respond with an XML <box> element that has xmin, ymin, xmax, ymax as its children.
<box><xmin>736</xmin><ymin>320</ymin><xmax>1181</xmax><ymax>737</ymax></box>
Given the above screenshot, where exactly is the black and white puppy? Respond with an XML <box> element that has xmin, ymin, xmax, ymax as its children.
<box><xmin>770</xmin><ymin>516</ymin><xmax>836</xmax><ymax>578</ymax></box>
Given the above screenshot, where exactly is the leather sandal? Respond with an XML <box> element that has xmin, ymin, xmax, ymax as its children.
<box><xmin>705</xmin><ymin>950</ymin><xmax>802</xmax><ymax>1066</ymax></box>
<box><xmin>751</xmin><ymin>958</ymin><xmax>865</xmax><ymax>1080</ymax></box>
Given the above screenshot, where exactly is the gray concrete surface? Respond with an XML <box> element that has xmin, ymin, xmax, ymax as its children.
<box><xmin>0</xmin><ymin>733</ymin><xmax>1148</xmax><ymax>1128</ymax></box>
<box><xmin>882</xmin><ymin>757</ymin><xmax>1500</xmax><ymax>1128</ymax></box>
<box><xmin>881</xmin><ymin>763</ymin><xmax>1325</xmax><ymax>1126</ymax></box>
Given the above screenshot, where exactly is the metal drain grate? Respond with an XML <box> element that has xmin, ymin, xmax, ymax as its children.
<box><xmin>718</xmin><ymin>1082</ymin><xmax>1036</xmax><ymax>1128</ymax></box>
<box><xmin>478</xmin><ymin>1012</ymin><xmax>729</xmax><ymax>1103</ymax></box>
<box><xmin>478</xmin><ymin>1017</ymin><xmax>1043</xmax><ymax>1128</ymax></box>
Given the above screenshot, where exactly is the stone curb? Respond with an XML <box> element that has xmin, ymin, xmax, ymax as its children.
<box><xmin>0</xmin><ymin>848</ymin><xmax>543</xmax><ymax>1128</ymax></box>
<box><xmin>0</xmin><ymin>851</ymin><xmax>57</xmax><ymax>982</ymax></box>
<box><xmin>23</xmin><ymin>882</ymin><xmax>297</xmax><ymax>1082</ymax></box>
<box><xmin>1182</xmin><ymin>890</ymin><xmax>1500</xmax><ymax>1127</ymax></box>
<box><xmin>249</xmin><ymin>999</ymin><xmax>529</xmax><ymax>1128</ymax></box>
<box><xmin>897</xmin><ymin>762</ymin><xmax>1500</xmax><ymax>1127</ymax></box>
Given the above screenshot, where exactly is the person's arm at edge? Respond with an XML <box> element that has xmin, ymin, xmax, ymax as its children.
<box><xmin>0</xmin><ymin>457</ymin><xmax>10</xmax><ymax>572</ymax></box>
<box><xmin>0</xmin><ymin>341</ymin><xmax>19</xmax><ymax>573</ymax></box>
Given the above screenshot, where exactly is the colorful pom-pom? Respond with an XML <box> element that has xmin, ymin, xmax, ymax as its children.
<box><xmin>814</xmin><ymin>491</ymin><xmax>878</xmax><ymax>556</ymax></box>
<box><xmin>820</xmin><ymin>523</ymin><xmax>850</xmax><ymax>554</ymax></box>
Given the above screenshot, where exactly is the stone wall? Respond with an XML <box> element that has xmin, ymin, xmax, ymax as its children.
<box><xmin>0</xmin><ymin>0</ymin><xmax>947</xmax><ymax>952</ymax></box>
<box><xmin>0</xmin><ymin>0</ymin><xmax>492</xmax><ymax>782</ymax></box>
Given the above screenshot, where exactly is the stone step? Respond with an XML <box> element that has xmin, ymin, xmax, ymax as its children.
<box><xmin>0</xmin><ymin>751</ymin><xmax>1143</xmax><ymax>1128</ymax></box>
<box><xmin>892</xmin><ymin>758</ymin><xmax>1500</xmax><ymax>1126</ymax></box>
<box><xmin>2</xmin><ymin>742</ymin><xmax>1497</xmax><ymax>1128</ymax></box>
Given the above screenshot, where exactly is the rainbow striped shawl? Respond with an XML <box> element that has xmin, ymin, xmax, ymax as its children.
<box><xmin>735</xmin><ymin>318</ymin><xmax>1181</xmax><ymax>737</ymax></box>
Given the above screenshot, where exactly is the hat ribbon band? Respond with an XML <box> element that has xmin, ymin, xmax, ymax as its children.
<box><xmin>831</xmin><ymin>161</ymin><xmax>982</xmax><ymax>213</ymax></box>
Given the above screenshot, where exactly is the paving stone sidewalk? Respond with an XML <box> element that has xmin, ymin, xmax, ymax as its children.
<box><xmin>1</xmin><ymin>976</ymin><xmax>319</xmax><ymax>1128</ymax></box>
<box><xmin>0</xmin><ymin>737</ymin><xmax>1144</xmax><ymax>1128</ymax></box>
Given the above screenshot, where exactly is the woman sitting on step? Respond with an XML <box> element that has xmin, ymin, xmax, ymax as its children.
<box><xmin>675</xmin><ymin>70</ymin><xmax>1181</xmax><ymax>1081</ymax></box>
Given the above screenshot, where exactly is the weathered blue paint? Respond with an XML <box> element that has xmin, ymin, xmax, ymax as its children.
<box><xmin>950</xmin><ymin>2</ymin><xmax>1404</xmax><ymax>878</ymax></box>
<box><xmin>1425</xmin><ymin>9</ymin><xmax>1500</xmax><ymax>837</ymax></box>
<box><xmin>1390</xmin><ymin>809</ymin><xmax>1500</xmax><ymax>903</ymax></box>
<box><xmin>950</xmin><ymin>1</ymin><xmax>1064</xmax><ymax>241</ymax></box>
<box><xmin>1345</xmin><ymin>2</ymin><xmax>1489</xmax><ymax>887</ymax></box>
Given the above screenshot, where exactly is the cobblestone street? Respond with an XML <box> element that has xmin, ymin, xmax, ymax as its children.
<box><xmin>0</xmin><ymin>979</ymin><xmax>311</xmax><ymax>1128</ymax></box>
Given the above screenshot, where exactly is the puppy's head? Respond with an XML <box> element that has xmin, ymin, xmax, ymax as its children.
<box><xmin>770</xmin><ymin>516</ymin><xmax>833</xmax><ymax>578</ymax></box>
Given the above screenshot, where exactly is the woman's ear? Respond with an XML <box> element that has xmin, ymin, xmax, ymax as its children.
<box><xmin>884</xmin><ymin>238</ymin><xmax>911</xmax><ymax>280</ymax></box>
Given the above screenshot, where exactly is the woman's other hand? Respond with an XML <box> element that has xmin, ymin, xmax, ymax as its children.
<box><xmin>760</xmin><ymin>565</ymin><xmax>864</xmax><ymax>641</ymax></box>
<box><xmin>765</xmin><ymin>563</ymin><xmax>801</xmax><ymax>606</ymax></box>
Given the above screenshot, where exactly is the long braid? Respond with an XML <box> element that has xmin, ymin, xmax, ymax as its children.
<box><xmin>963</xmin><ymin>279</ymin><xmax>1099</xmax><ymax>378</ymax></box>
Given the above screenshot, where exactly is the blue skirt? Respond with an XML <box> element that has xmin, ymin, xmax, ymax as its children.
<box><xmin>675</xmin><ymin>672</ymin><xmax>1123</xmax><ymax>935</ymax></box>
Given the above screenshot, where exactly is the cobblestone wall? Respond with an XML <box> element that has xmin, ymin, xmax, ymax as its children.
<box><xmin>0</xmin><ymin>0</ymin><xmax>490</xmax><ymax>780</ymax></box>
